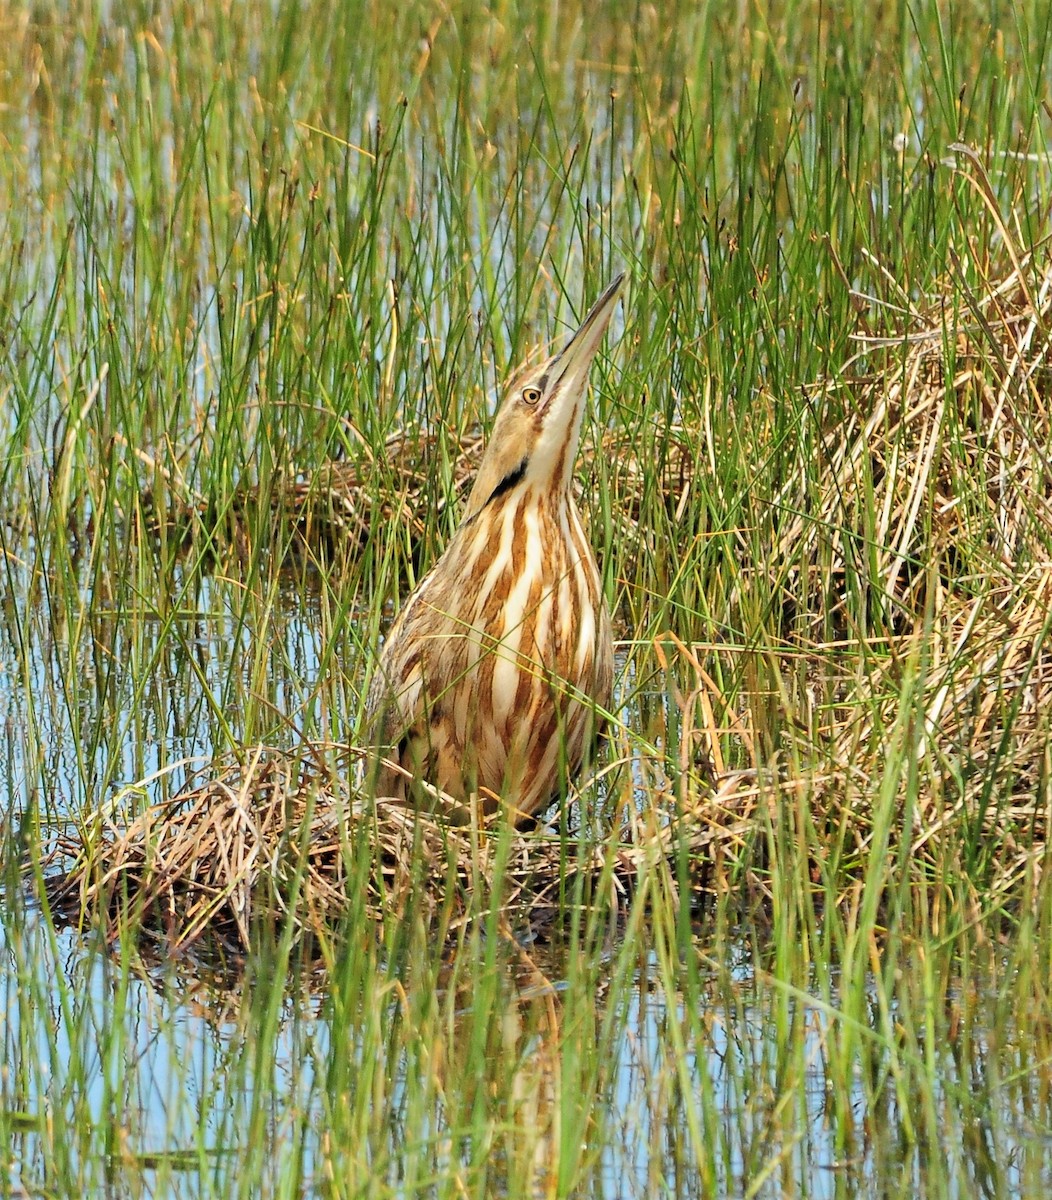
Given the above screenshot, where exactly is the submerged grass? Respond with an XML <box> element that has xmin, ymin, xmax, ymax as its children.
<box><xmin>4</xmin><ymin>0</ymin><xmax>1052</xmax><ymax>1196</ymax></box>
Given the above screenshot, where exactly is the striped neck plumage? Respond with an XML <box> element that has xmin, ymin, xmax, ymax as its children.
<box><xmin>462</xmin><ymin>275</ymin><xmax>623</xmax><ymax>527</ymax></box>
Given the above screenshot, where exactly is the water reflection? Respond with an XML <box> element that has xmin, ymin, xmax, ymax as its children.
<box><xmin>3</xmin><ymin>892</ymin><xmax>1050</xmax><ymax>1198</ymax></box>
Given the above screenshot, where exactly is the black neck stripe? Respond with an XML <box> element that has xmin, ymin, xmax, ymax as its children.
<box><xmin>487</xmin><ymin>457</ymin><xmax>528</xmax><ymax>506</ymax></box>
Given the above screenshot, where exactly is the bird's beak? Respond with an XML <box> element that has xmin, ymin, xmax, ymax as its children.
<box><xmin>548</xmin><ymin>272</ymin><xmax>625</xmax><ymax>396</ymax></box>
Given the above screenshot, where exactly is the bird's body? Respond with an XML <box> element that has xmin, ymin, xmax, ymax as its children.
<box><xmin>366</xmin><ymin>275</ymin><xmax>622</xmax><ymax>824</ymax></box>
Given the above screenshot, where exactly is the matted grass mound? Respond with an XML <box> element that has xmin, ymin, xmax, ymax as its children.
<box><xmin>134</xmin><ymin>429</ymin><xmax>482</xmax><ymax>562</ymax></box>
<box><xmin>784</xmin><ymin>247</ymin><xmax>1052</xmax><ymax>883</ymax></box>
<box><xmin>44</xmin><ymin>744</ymin><xmax>761</xmax><ymax>952</ymax></box>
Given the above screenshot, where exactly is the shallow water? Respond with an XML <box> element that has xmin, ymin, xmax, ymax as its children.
<box><xmin>3</xmin><ymin>887</ymin><xmax>1050</xmax><ymax>1199</ymax></box>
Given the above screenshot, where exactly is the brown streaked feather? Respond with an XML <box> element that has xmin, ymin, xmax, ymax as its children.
<box><xmin>366</xmin><ymin>276</ymin><xmax>624</xmax><ymax>824</ymax></box>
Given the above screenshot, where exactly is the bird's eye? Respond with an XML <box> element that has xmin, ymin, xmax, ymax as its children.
<box><xmin>521</xmin><ymin>386</ymin><xmax>542</xmax><ymax>405</ymax></box>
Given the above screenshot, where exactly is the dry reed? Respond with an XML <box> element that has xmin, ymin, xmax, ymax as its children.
<box><xmin>43</xmin><ymin>743</ymin><xmax>758</xmax><ymax>952</ymax></box>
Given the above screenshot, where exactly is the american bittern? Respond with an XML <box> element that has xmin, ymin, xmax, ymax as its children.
<box><xmin>366</xmin><ymin>274</ymin><xmax>624</xmax><ymax>824</ymax></box>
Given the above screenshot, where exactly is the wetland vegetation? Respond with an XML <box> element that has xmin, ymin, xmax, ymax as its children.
<box><xmin>4</xmin><ymin>1</ymin><xmax>1052</xmax><ymax>1196</ymax></box>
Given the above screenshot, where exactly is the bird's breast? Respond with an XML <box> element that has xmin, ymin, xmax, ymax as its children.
<box><xmin>461</xmin><ymin>493</ymin><xmax>609</xmax><ymax>713</ymax></box>
<box><xmin>370</xmin><ymin>486</ymin><xmax>612</xmax><ymax>817</ymax></box>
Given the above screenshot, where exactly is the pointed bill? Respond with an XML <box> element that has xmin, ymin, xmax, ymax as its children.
<box><xmin>548</xmin><ymin>272</ymin><xmax>625</xmax><ymax>396</ymax></box>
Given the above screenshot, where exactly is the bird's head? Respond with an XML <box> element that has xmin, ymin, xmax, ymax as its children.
<box><xmin>464</xmin><ymin>273</ymin><xmax>624</xmax><ymax>522</ymax></box>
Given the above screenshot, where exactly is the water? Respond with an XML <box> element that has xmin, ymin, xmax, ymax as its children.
<box><xmin>3</xmin><ymin>889</ymin><xmax>1049</xmax><ymax>1198</ymax></box>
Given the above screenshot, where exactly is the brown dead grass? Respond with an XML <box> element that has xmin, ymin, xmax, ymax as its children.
<box><xmin>44</xmin><ymin>742</ymin><xmax>759</xmax><ymax>952</ymax></box>
<box><xmin>730</xmin><ymin>226</ymin><xmax>1052</xmax><ymax>903</ymax></box>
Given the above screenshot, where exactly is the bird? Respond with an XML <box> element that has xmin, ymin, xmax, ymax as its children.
<box><xmin>365</xmin><ymin>274</ymin><xmax>624</xmax><ymax>825</ymax></box>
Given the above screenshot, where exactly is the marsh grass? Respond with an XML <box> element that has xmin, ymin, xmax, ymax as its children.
<box><xmin>5</xmin><ymin>1</ymin><xmax>1052</xmax><ymax>1196</ymax></box>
